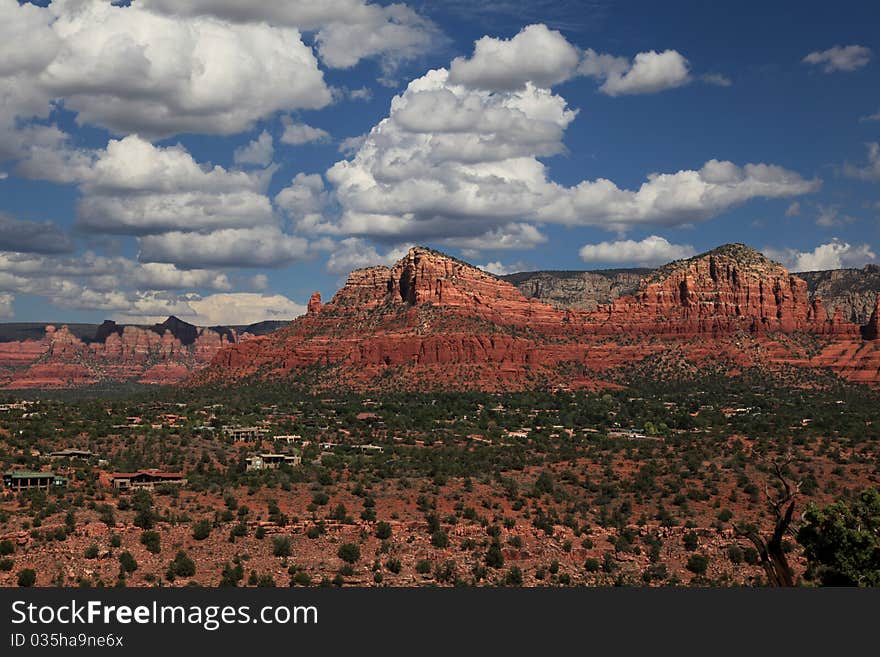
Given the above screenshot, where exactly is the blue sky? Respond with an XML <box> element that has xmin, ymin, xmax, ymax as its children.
<box><xmin>0</xmin><ymin>0</ymin><xmax>878</xmax><ymax>324</ymax></box>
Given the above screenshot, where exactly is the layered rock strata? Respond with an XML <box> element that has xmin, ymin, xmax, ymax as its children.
<box><xmin>196</xmin><ymin>246</ymin><xmax>880</xmax><ymax>390</ymax></box>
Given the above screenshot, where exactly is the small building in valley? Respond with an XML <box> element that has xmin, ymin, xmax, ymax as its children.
<box><xmin>110</xmin><ymin>470</ymin><xmax>187</xmax><ymax>491</ymax></box>
<box><xmin>3</xmin><ymin>471</ymin><xmax>67</xmax><ymax>492</ymax></box>
<box><xmin>48</xmin><ymin>448</ymin><xmax>98</xmax><ymax>460</ymax></box>
<box><xmin>222</xmin><ymin>426</ymin><xmax>269</xmax><ymax>442</ymax></box>
<box><xmin>245</xmin><ymin>453</ymin><xmax>302</xmax><ymax>471</ymax></box>
<box><xmin>272</xmin><ymin>434</ymin><xmax>303</xmax><ymax>444</ymax></box>
<box><xmin>353</xmin><ymin>444</ymin><xmax>385</xmax><ymax>454</ymax></box>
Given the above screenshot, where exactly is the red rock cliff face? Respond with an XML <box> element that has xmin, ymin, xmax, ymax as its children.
<box><xmin>196</xmin><ymin>245</ymin><xmax>880</xmax><ymax>391</ymax></box>
<box><xmin>863</xmin><ymin>294</ymin><xmax>880</xmax><ymax>341</ymax></box>
<box><xmin>597</xmin><ymin>245</ymin><xmax>859</xmax><ymax>338</ymax></box>
<box><xmin>327</xmin><ymin>248</ymin><xmax>555</xmax><ymax>326</ymax></box>
<box><xmin>0</xmin><ymin>320</ymin><xmax>241</xmax><ymax>389</ymax></box>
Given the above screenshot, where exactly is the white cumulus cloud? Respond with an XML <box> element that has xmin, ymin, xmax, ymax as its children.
<box><xmin>0</xmin><ymin>292</ymin><xmax>13</xmax><ymax>318</ymax></box>
<box><xmin>281</xmin><ymin>120</ymin><xmax>331</xmax><ymax>146</ymax></box>
<box><xmin>59</xmin><ymin>135</ymin><xmax>276</xmax><ymax>235</ymax></box>
<box><xmin>47</xmin><ymin>0</ymin><xmax>331</xmax><ymax>138</ymax></box>
<box><xmin>139</xmin><ymin>226</ymin><xmax>311</xmax><ymax>268</ymax></box>
<box><xmin>449</xmin><ymin>23</ymin><xmax>581</xmax><ymax>90</ymax></box>
<box><xmin>141</xmin><ymin>0</ymin><xmax>443</xmax><ymax>73</ymax></box>
<box><xmin>701</xmin><ymin>73</ymin><xmax>732</xmax><ymax>87</ymax></box>
<box><xmin>437</xmin><ymin>224</ymin><xmax>548</xmax><ymax>252</ymax></box>
<box><xmin>0</xmin><ymin>0</ymin><xmax>332</xmax><ymax>147</ymax></box>
<box><xmin>130</xmin><ymin>263</ymin><xmax>231</xmax><ymax>291</ymax></box>
<box><xmin>325</xmin><ymin>238</ymin><xmax>412</xmax><ymax>274</ymax></box>
<box><xmin>579</xmin><ymin>235</ymin><xmax>696</xmax><ymax>266</ymax></box>
<box><xmin>843</xmin><ymin>142</ymin><xmax>880</xmax><ymax>181</ymax></box>
<box><xmin>580</xmin><ymin>48</ymin><xmax>692</xmax><ymax>96</ymax></box>
<box><xmin>543</xmin><ymin>160</ymin><xmax>820</xmax><ymax>231</ymax></box>
<box><xmin>318</xmin><ymin>64</ymin><xmax>817</xmax><ymax>243</ymax></box>
<box><xmin>803</xmin><ymin>45</ymin><xmax>872</xmax><ymax>73</ymax></box>
<box><xmin>478</xmin><ymin>260</ymin><xmax>529</xmax><ymax>276</ymax></box>
<box><xmin>275</xmin><ymin>173</ymin><xmax>338</xmax><ymax>234</ymax></box>
<box><xmin>112</xmin><ymin>292</ymin><xmax>306</xmax><ymax>326</ymax></box>
<box><xmin>186</xmin><ymin>293</ymin><xmax>305</xmax><ymax>325</ymax></box>
<box><xmin>766</xmin><ymin>239</ymin><xmax>877</xmax><ymax>272</ymax></box>
<box><xmin>234</xmin><ymin>131</ymin><xmax>274</xmax><ymax>167</ymax></box>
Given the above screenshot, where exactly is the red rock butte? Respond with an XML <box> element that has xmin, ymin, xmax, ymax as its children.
<box><xmin>0</xmin><ymin>319</ymin><xmax>240</xmax><ymax>389</ymax></box>
<box><xmin>197</xmin><ymin>245</ymin><xmax>880</xmax><ymax>391</ymax></box>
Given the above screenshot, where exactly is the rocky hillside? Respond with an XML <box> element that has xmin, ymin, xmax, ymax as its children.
<box><xmin>799</xmin><ymin>265</ymin><xmax>880</xmax><ymax>324</ymax></box>
<box><xmin>0</xmin><ymin>317</ymin><xmax>289</xmax><ymax>389</ymax></box>
<box><xmin>195</xmin><ymin>245</ymin><xmax>880</xmax><ymax>391</ymax></box>
<box><xmin>505</xmin><ymin>260</ymin><xmax>880</xmax><ymax>324</ymax></box>
<box><xmin>588</xmin><ymin>244</ymin><xmax>859</xmax><ymax>338</ymax></box>
<box><xmin>502</xmin><ymin>269</ymin><xmax>647</xmax><ymax>311</ymax></box>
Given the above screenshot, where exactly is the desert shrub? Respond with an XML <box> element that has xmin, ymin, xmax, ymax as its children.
<box><xmin>291</xmin><ymin>571</ymin><xmax>311</xmax><ymax>587</ymax></box>
<box><xmin>431</xmin><ymin>530</ymin><xmax>449</xmax><ymax>549</ymax></box>
<box><xmin>727</xmin><ymin>545</ymin><xmax>744</xmax><ymax>564</ymax></box>
<box><xmin>17</xmin><ymin>568</ymin><xmax>36</xmax><ymax>587</ymax></box>
<box><xmin>686</xmin><ymin>554</ymin><xmax>709</xmax><ymax>575</ymax></box>
<box><xmin>140</xmin><ymin>530</ymin><xmax>161</xmax><ymax>554</ymax></box>
<box><xmin>192</xmin><ymin>519</ymin><xmax>212</xmax><ymax>541</ymax></box>
<box><xmin>132</xmin><ymin>490</ymin><xmax>156</xmax><ymax>530</ymax></box>
<box><xmin>743</xmin><ymin>547</ymin><xmax>760</xmax><ymax>565</ymax></box>
<box><xmin>273</xmin><ymin>536</ymin><xmax>292</xmax><ymax>558</ymax></box>
<box><xmin>220</xmin><ymin>562</ymin><xmax>244</xmax><ymax>587</ymax></box>
<box><xmin>504</xmin><ymin>566</ymin><xmax>523</xmax><ymax>586</ymax></box>
<box><xmin>98</xmin><ymin>504</ymin><xmax>115</xmax><ymax>527</ymax></box>
<box><xmin>643</xmin><ymin>563</ymin><xmax>668</xmax><ymax>583</ymax></box>
<box><xmin>168</xmin><ymin>550</ymin><xmax>196</xmax><ymax>579</ymax></box>
<box><xmin>118</xmin><ymin>551</ymin><xmax>137</xmax><ymax>574</ymax></box>
<box><xmin>485</xmin><ymin>542</ymin><xmax>504</xmax><ymax>569</ymax></box>
<box><xmin>337</xmin><ymin>543</ymin><xmax>360</xmax><ymax>564</ymax></box>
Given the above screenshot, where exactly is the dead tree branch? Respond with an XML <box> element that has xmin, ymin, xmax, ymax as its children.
<box><xmin>734</xmin><ymin>455</ymin><xmax>801</xmax><ymax>587</ymax></box>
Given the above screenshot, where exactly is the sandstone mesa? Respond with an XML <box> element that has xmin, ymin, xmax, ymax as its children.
<box><xmin>194</xmin><ymin>245</ymin><xmax>880</xmax><ymax>391</ymax></box>
<box><xmin>0</xmin><ymin>244</ymin><xmax>876</xmax><ymax>390</ymax></box>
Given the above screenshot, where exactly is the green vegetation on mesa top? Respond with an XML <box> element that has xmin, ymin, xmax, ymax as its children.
<box><xmin>502</xmin><ymin>268</ymin><xmax>652</xmax><ymax>284</ymax></box>
<box><xmin>646</xmin><ymin>243</ymin><xmax>784</xmax><ymax>284</ymax></box>
<box><xmin>799</xmin><ymin>265</ymin><xmax>880</xmax><ymax>294</ymax></box>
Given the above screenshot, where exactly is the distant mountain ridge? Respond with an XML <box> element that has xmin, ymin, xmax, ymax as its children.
<box><xmin>0</xmin><ymin>316</ymin><xmax>291</xmax><ymax>389</ymax></box>
<box><xmin>501</xmin><ymin>268</ymin><xmax>649</xmax><ymax>312</ymax></box>
<box><xmin>798</xmin><ymin>265</ymin><xmax>880</xmax><ymax>324</ymax></box>
<box><xmin>0</xmin><ymin>317</ymin><xmax>288</xmax><ymax>344</ymax></box>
